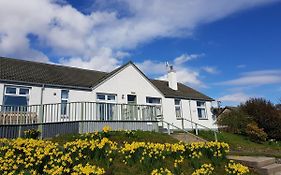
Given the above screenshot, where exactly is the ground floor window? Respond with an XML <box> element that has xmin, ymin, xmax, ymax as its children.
<box><xmin>96</xmin><ymin>93</ymin><xmax>117</xmax><ymax>120</ymax></box>
<box><xmin>61</xmin><ymin>90</ymin><xmax>69</xmax><ymax>117</ymax></box>
<box><xmin>175</xmin><ymin>99</ymin><xmax>181</xmax><ymax>118</ymax></box>
<box><xmin>145</xmin><ymin>97</ymin><xmax>162</xmax><ymax>120</ymax></box>
<box><xmin>3</xmin><ymin>86</ymin><xmax>29</xmax><ymax>111</ymax></box>
<box><xmin>197</xmin><ymin>101</ymin><xmax>207</xmax><ymax>119</ymax></box>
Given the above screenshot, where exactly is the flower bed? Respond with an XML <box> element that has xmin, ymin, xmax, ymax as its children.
<box><xmin>0</xmin><ymin>127</ymin><xmax>251</xmax><ymax>175</ymax></box>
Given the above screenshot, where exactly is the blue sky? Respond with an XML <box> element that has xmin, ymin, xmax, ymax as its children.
<box><xmin>0</xmin><ymin>0</ymin><xmax>281</xmax><ymax>106</ymax></box>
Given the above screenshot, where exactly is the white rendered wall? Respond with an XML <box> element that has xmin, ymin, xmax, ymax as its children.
<box><xmin>162</xmin><ymin>98</ymin><xmax>217</xmax><ymax>130</ymax></box>
<box><xmin>0</xmin><ymin>83</ymin><xmax>4</xmax><ymax>105</ymax></box>
<box><xmin>93</xmin><ymin>64</ymin><xmax>164</xmax><ymax>105</ymax></box>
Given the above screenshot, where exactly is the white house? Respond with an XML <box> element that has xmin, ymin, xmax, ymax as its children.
<box><xmin>0</xmin><ymin>57</ymin><xmax>216</xmax><ymax>133</ymax></box>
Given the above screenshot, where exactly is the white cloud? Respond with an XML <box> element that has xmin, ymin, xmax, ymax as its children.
<box><xmin>0</xmin><ymin>0</ymin><xmax>278</xmax><ymax>71</ymax></box>
<box><xmin>137</xmin><ymin>53</ymin><xmax>205</xmax><ymax>87</ymax></box>
<box><xmin>218</xmin><ymin>92</ymin><xmax>250</xmax><ymax>103</ymax></box>
<box><xmin>217</xmin><ymin>69</ymin><xmax>281</xmax><ymax>86</ymax></box>
<box><xmin>174</xmin><ymin>54</ymin><xmax>202</xmax><ymax>65</ymax></box>
<box><xmin>201</xmin><ymin>66</ymin><xmax>218</xmax><ymax>74</ymax></box>
<box><xmin>237</xmin><ymin>64</ymin><xmax>246</xmax><ymax>68</ymax></box>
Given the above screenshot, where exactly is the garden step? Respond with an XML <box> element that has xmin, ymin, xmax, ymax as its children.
<box><xmin>227</xmin><ymin>155</ymin><xmax>276</xmax><ymax>168</ymax></box>
<box><xmin>171</xmin><ymin>132</ymin><xmax>207</xmax><ymax>143</ymax></box>
<box><xmin>259</xmin><ymin>164</ymin><xmax>281</xmax><ymax>175</ymax></box>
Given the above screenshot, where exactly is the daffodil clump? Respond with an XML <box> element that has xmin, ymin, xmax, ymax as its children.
<box><xmin>24</xmin><ymin>129</ymin><xmax>41</xmax><ymax>139</ymax></box>
<box><xmin>120</xmin><ymin>141</ymin><xmax>229</xmax><ymax>167</ymax></box>
<box><xmin>0</xmin><ymin>138</ymin><xmax>110</xmax><ymax>175</ymax></box>
<box><xmin>225</xmin><ymin>160</ymin><xmax>250</xmax><ymax>175</ymax></box>
<box><xmin>191</xmin><ymin>163</ymin><xmax>214</xmax><ymax>175</ymax></box>
<box><xmin>102</xmin><ymin>125</ymin><xmax>112</xmax><ymax>133</ymax></box>
<box><xmin>151</xmin><ymin>168</ymin><xmax>173</xmax><ymax>175</ymax></box>
<box><xmin>0</xmin><ymin>127</ymin><xmax>250</xmax><ymax>175</ymax></box>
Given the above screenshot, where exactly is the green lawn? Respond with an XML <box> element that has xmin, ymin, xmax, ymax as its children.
<box><xmin>198</xmin><ymin>130</ymin><xmax>281</xmax><ymax>158</ymax></box>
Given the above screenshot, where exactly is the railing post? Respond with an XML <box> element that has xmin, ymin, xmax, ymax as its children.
<box><xmin>195</xmin><ymin>123</ymin><xmax>198</xmax><ymax>135</ymax></box>
<box><xmin>39</xmin><ymin>104</ymin><xmax>44</xmax><ymax>139</ymax></box>
<box><xmin>181</xmin><ymin>118</ymin><xmax>184</xmax><ymax>129</ymax></box>
<box><xmin>167</xmin><ymin>123</ymin><xmax>171</xmax><ymax>135</ymax></box>
<box><xmin>81</xmin><ymin>102</ymin><xmax>84</xmax><ymax>121</ymax></box>
<box><xmin>214</xmin><ymin>131</ymin><xmax>218</xmax><ymax>142</ymax></box>
<box><xmin>18</xmin><ymin>125</ymin><xmax>21</xmax><ymax>138</ymax></box>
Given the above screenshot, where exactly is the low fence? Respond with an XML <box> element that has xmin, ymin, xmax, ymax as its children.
<box><xmin>0</xmin><ymin>120</ymin><xmax>159</xmax><ymax>139</ymax></box>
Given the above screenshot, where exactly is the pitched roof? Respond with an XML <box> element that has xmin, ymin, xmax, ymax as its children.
<box><xmin>0</xmin><ymin>57</ymin><xmax>213</xmax><ymax>100</ymax></box>
<box><xmin>0</xmin><ymin>57</ymin><xmax>107</xmax><ymax>89</ymax></box>
<box><xmin>151</xmin><ymin>80</ymin><xmax>214</xmax><ymax>101</ymax></box>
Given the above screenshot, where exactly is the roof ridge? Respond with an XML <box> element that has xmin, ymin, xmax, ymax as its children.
<box><xmin>0</xmin><ymin>56</ymin><xmax>108</xmax><ymax>74</ymax></box>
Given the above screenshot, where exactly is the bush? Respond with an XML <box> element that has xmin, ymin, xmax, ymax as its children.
<box><xmin>217</xmin><ymin>109</ymin><xmax>252</xmax><ymax>134</ymax></box>
<box><xmin>24</xmin><ymin>129</ymin><xmax>41</xmax><ymax>139</ymax></box>
<box><xmin>245</xmin><ymin>122</ymin><xmax>267</xmax><ymax>143</ymax></box>
<box><xmin>240</xmin><ymin>98</ymin><xmax>281</xmax><ymax>140</ymax></box>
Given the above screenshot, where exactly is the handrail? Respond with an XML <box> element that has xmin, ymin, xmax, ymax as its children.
<box><xmin>161</xmin><ymin>120</ymin><xmax>206</xmax><ymax>142</ymax></box>
<box><xmin>181</xmin><ymin>117</ymin><xmax>218</xmax><ymax>142</ymax></box>
<box><xmin>162</xmin><ymin>120</ymin><xmax>189</xmax><ymax>134</ymax></box>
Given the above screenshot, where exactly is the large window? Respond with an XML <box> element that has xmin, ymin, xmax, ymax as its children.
<box><xmin>96</xmin><ymin>93</ymin><xmax>117</xmax><ymax>120</ymax></box>
<box><xmin>197</xmin><ymin>101</ymin><xmax>207</xmax><ymax>119</ymax></box>
<box><xmin>61</xmin><ymin>90</ymin><xmax>69</xmax><ymax>116</ymax></box>
<box><xmin>3</xmin><ymin>86</ymin><xmax>30</xmax><ymax>111</ymax></box>
<box><xmin>175</xmin><ymin>99</ymin><xmax>181</xmax><ymax>118</ymax></box>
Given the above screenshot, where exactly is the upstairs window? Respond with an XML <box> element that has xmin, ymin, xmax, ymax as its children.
<box><xmin>197</xmin><ymin>101</ymin><xmax>207</xmax><ymax>119</ymax></box>
<box><xmin>175</xmin><ymin>99</ymin><xmax>181</xmax><ymax>118</ymax></box>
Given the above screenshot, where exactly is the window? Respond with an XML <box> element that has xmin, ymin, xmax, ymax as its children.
<box><xmin>146</xmin><ymin>97</ymin><xmax>161</xmax><ymax>104</ymax></box>
<box><xmin>5</xmin><ymin>87</ymin><xmax>17</xmax><ymax>94</ymax></box>
<box><xmin>97</xmin><ymin>94</ymin><xmax>106</xmax><ymax>100</ymax></box>
<box><xmin>97</xmin><ymin>93</ymin><xmax>116</xmax><ymax>102</ymax></box>
<box><xmin>107</xmin><ymin>95</ymin><xmax>116</xmax><ymax>101</ymax></box>
<box><xmin>175</xmin><ymin>99</ymin><xmax>181</xmax><ymax>118</ymax></box>
<box><xmin>19</xmin><ymin>88</ymin><xmax>29</xmax><ymax>95</ymax></box>
<box><xmin>3</xmin><ymin>86</ymin><xmax>30</xmax><ymax>107</ymax></box>
<box><xmin>96</xmin><ymin>93</ymin><xmax>117</xmax><ymax>120</ymax></box>
<box><xmin>61</xmin><ymin>90</ymin><xmax>69</xmax><ymax>116</ymax></box>
<box><xmin>197</xmin><ymin>101</ymin><xmax>207</xmax><ymax>119</ymax></box>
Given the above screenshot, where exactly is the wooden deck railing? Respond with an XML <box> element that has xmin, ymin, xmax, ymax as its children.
<box><xmin>0</xmin><ymin>102</ymin><xmax>162</xmax><ymax>125</ymax></box>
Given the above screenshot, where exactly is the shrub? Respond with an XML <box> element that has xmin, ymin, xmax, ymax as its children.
<box><xmin>24</xmin><ymin>129</ymin><xmax>41</xmax><ymax>139</ymax></box>
<box><xmin>217</xmin><ymin>109</ymin><xmax>252</xmax><ymax>134</ymax></box>
<box><xmin>245</xmin><ymin>122</ymin><xmax>267</xmax><ymax>143</ymax></box>
<box><xmin>240</xmin><ymin>98</ymin><xmax>281</xmax><ymax>140</ymax></box>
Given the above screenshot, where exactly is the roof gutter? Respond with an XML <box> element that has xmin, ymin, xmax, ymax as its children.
<box><xmin>0</xmin><ymin>79</ymin><xmax>92</xmax><ymax>91</ymax></box>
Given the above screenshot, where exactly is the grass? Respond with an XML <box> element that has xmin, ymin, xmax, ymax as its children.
<box><xmin>50</xmin><ymin>130</ymin><xmax>179</xmax><ymax>145</ymax></box>
<box><xmin>198</xmin><ymin>130</ymin><xmax>281</xmax><ymax>158</ymax></box>
<box><xmin>48</xmin><ymin>130</ymin><xmax>257</xmax><ymax>175</ymax></box>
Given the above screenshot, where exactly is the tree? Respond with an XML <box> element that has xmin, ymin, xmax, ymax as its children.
<box><xmin>217</xmin><ymin>109</ymin><xmax>252</xmax><ymax>134</ymax></box>
<box><xmin>240</xmin><ymin>98</ymin><xmax>281</xmax><ymax>140</ymax></box>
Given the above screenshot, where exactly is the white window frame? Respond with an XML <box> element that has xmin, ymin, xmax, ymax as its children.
<box><xmin>197</xmin><ymin>101</ymin><xmax>207</xmax><ymax>120</ymax></box>
<box><xmin>61</xmin><ymin>90</ymin><xmax>69</xmax><ymax>118</ymax></box>
<box><xmin>146</xmin><ymin>97</ymin><xmax>161</xmax><ymax>105</ymax></box>
<box><xmin>175</xmin><ymin>99</ymin><xmax>182</xmax><ymax>119</ymax></box>
<box><xmin>96</xmin><ymin>93</ymin><xmax>117</xmax><ymax>103</ymax></box>
<box><xmin>96</xmin><ymin>93</ymin><xmax>117</xmax><ymax>121</ymax></box>
<box><xmin>146</xmin><ymin>97</ymin><xmax>162</xmax><ymax>118</ymax></box>
<box><xmin>3</xmin><ymin>86</ymin><xmax>30</xmax><ymax>105</ymax></box>
<box><xmin>4</xmin><ymin>86</ymin><xmax>30</xmax><ymax>97</ymax></box>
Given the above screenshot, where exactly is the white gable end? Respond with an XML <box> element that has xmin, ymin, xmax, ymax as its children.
<box><xmin>93</xmin><ymin>64</ymin><xmax>164</xmax><ymax>104</ymax></box>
